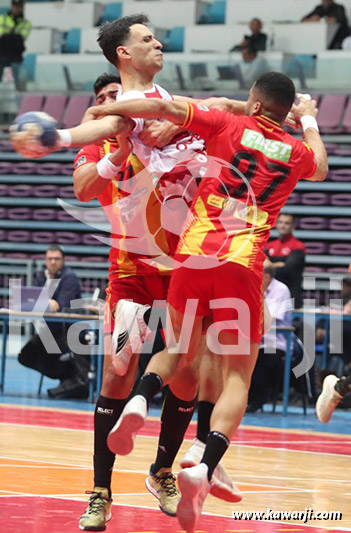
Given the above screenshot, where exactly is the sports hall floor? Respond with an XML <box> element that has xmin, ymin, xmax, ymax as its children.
<box><xmin>1</xmin><ymin>355</ymin><xmax>350</xmax><ymax>533</ymax></box>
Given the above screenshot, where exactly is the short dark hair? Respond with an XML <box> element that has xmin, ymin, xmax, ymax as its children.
<box><xmin>97</xmin><ymin>14</ymin><xmax>150</xmax><ymax>66</ymax></box>
<box><xmin>254</xmin><ymin>71</ymin><xmax>296</xmax><ymax>120</ymax></box>
<box><xmin>94</xmin><ymin>73</ymin><xmax>121</xmax><ymax>95</ymax></box>
<box><xmin>46</xmin><ymin>244</ymin><xmax>64</xmax><ymax>257</ymax></box>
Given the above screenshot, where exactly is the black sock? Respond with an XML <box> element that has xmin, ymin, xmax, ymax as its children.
<box><xmin>134</xmin><ymin>372</ymin><xmax>163</xmax><ymax>407</ymax></box>
<box><xmin>201</xmin><ymin>431</ymin><xmax>230</xmax><ymax>481</ymax></box>
<box><xmin>94</xmin><ymin>395</ymin><xmax>127</xmax><ymax>497</ymax></box>
<box><xmin>196</xmin><ymin>401</ymin><xmax>214</xmax><ymax>444</ymax></box>
<box><xmin>335</xmin><ymin>375</ymin><xmax>351</xmax><ymax>396</ymax></box>
<box><xmin>152</xmin><ymin>389</ymin><xmax>197</xmax><ymax>472</ymax></box>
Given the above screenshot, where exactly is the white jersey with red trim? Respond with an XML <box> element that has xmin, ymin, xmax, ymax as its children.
<box><xmin>117</xmin><ymin>84</ymin><xmax>205</xmax><ymax>174</ymax></box>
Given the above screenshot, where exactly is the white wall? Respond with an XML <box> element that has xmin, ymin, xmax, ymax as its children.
<box><xmin>26</xmin><ymin>2</ymin><xmax>104</xmax><ymax>31</ymax></box>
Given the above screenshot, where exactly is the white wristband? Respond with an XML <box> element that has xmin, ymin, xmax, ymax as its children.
<box><xmin>96</xmin><ymin>153</ymin><xmax>122</xmax><ymax>180</ymax></box>
<box><xmin>57</xmin><ymin>129</ymin><xmax>72</xmax><ymax>147</ymax></box>
<box><xmin>301</xmin><ymin>115</ymin><xmax>319</xmax><ymax>132</ymax></box>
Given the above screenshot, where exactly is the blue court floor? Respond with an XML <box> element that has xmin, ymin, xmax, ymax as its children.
<box><xmin>1</xmin><ymin>355</ymin><xmax>350</xmax><ymax>434</ymax></box>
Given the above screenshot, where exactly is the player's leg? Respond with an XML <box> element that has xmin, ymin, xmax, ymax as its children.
<box><xmin>106</xmin><ymin>303</ymin><xmax>203</xmax><ymax>457</ymax></box>
<box><xmin>79</xmin><ymin>333</ymin><xmax>140</xmax><ymax>531</ymax></box>
<box><xmin>316</xmin><ymin>374</ymin><xmax>351</xmax><ymax>423</ymax></box>
<box><xmin>181</xmin><ymin>342</ymin><xmax>240</xmax><ymax>502</ymax></box>
<box><xmin>177</xmin><ymin>337</ymin><xmax>259</xmax><ymax>532</ymax></box>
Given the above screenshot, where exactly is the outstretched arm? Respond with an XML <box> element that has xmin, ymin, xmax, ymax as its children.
<box><xmin>82</xmin><ymin>98</ymin><xmax>189</xmax><ymax>126</ymax></box>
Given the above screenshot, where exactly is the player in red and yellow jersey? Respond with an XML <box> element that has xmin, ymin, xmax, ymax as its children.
<box><xmin>98</xmin><ymin>72</ymin><xmax>328</xmax><ymax>531</ymax></box>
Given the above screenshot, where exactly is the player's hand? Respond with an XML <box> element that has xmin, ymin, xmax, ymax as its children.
<box><xmin>290</xmin><ymin>97</ymin><xmax>318</xmax><ymax>126</ymax></box>
<box><xmin>139</xmin><ymin>119</ymin><xmax>179</xmax><ymax>148</ymax></box>
<box><xmin>284</xmin><ymin>111</ymin><xmax>299</xmax><ymax>129</ymax></box>
<box><xmin>115</xmin><ymin>134</ymin><xmax>132</xmax><ymax>159</ymax></box>
<box><xmin>9</xmin><ymin>126</ymin><xmax>59</xmax><ymax>159</ymax></box>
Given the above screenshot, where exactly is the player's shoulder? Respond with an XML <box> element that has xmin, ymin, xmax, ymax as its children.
<box><xmin>118</xmin><ymin>89</ymin><xmax>146</xmax><ymax>102</ymax></box>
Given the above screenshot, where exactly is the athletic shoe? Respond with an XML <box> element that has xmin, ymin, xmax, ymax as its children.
<box><xmin>177</xmin><ymin>463</ymin><xmax>210</xmax><ymax>532</ymax></box>
<box><xmin>107</xmin><ymin>395</ymin><xmax>147</xmax><ymax>455</ymax></box>
<box><xmin>79</xmin><ymin>487</ymin><xmax>112</xmax><ymax>531</ymax></box>
<box><xmin>145</xmin><ymin>463</ymin><xmax>180</xmax><ymax>517</ymax></box>
<box><xmin>316</xmin><ymin>374</ymin><xmax>343</xmax><ymax>423</ymax></box>
<box><xmin>111</xmin><ymin>300</ymin><xmax>150</xmax><ymax>376</ymax></box>
<box><xmin>180</xmin><ymin>438</ymin><xmax>242</xmax><ymax>503</ymax></box>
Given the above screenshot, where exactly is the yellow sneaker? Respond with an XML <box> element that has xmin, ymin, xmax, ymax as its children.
<box><xmin>145</xmin><ymin>464</ymin><xmax>180</xmax><ymax>517</ymax></box>
<box><xmin>79</xmin><ymin>487</ymin><xmax>112</xmax><ymax>531</ymax></box>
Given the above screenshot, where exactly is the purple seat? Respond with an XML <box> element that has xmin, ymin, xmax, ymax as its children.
<box><xmin>12</xmin><ymin>162</ymin><xmax>39</xmax><ymax>175</ymax></box>
<box><xmin>298</xmin><ymin>217</ymin><xmax>328</xmax><ymax>230</ymax></box>
<box><xmin>56</xmin><ymin>210</ymin><xmax>77</xmax><ymax>222</ymax></box>
<box><xmin>285</xmin><ymin>192</ymin><xmax>301</xmax><ymax>205</ymax></box>
<box><xmin>329</xmin><ymin>243</ymin><xmax>351</xmax><ymax>255</ymax></box>
<box><xmin>324</xmin><ymin>143</ymin><xmax>339</xmax><ymax>155</ymax></box>
<box><xmin>60</xmin><ymin>163</ymin><xmax>75</xmax><ymax>176</ymax></box>
<box><xmin>301</xmin><ymin>192</ymin><xmax>329</xmax><ymax>206</ymax></box>
<box><xmin>0</xmin><ymin>140</ymin><xmax>12</xmax><ymax>152</ymax></box>
<box><xmin>7</xmin><ymin>207</ymin><xmax>32</xmax><ymax>220</ymax></box>
<box><xmin>0</xmin><ymin>230</ymin><xmax>7</xmax><ymax>241</ymax></box>
<box><xmin>304</xmin><ymin>242</ymin><xmax>327</xmax><ymax>254</ymax></box>
<box><xmin>5</xmin><ymin>252</ymin><xmax>28</xmax><ymax>259</ymax></box>
<box><xmin>33</xmin><ymin>208</ymin><xmax>57</xmax><ymax>220</ymax></box>
<box><xmin>32</xmin><ymin>231</ymin><xmax>56</xmax><ymax>243</ymax></box>
<box><xmin>64</xmin><ymin>255</ymin><xmax>80</xmax><ymax>261</ymax></box>
<box><xmin>0</xmin><ymin>184</ymin><xmax>9</xmax><ymax>195</ymax></box>
<box><xmin>7</xmin><ymin>230</ymin><xmax>31</xmax><ymax>242</ymax></box>
<box><xmin>341</xmin><ymin>96</ymin><xmax>351</xmax><ymax>133</ymax></box>
<box><xmin>317</xmin><ymin>94</ymin><xmax>347</xmax><ymax>133</ymax></box>
<box><xmin>0</xmin><ymin>207</ymin><xmax>7</xmax><ymax>219</ymax></box>
<box><xmin>327</xmin><ymin>267</ymin><xmax>349</xmax><ymax>273</ymax></box>
<box><xmin>61</xmin><ymin>95</ymin><xmax>92</xmax><ymax>129</ymax></box>
<box><xmin>81</xmin><ymin>234</ymin><xmax>101</xmax><ymax>246</ymax></box>
<box><xmin>36</xmin><ymin>163</ymin><xmax>63</xmax><ymax>176</ymax></box>
<box><xmin>8</xmin><ymin>184</ymin><xmax>34</xmax><ymax>197</ymax></box>
<box><xmin>330</xmin><ymin>194</ymin><xmax>351</xmax><ymax>206</ymax></box>
<box><xmin>55</xmin><ymin>231</ymin><xmax>81</xmax><ymax>244</ymax></box>
<box><xmin>329</xmin><ymin>218</ymin><xmax>351</xmax><ymax>231</ymax></box>
<box><xmin>42</xmin><ymin>94</ymin><xmax>68</xmax><ymax>125</ymax></box>
<box><xmin>33</xmin><ymin>184</ymin><xmax>59</xmax><ymax>197</ymax></box>
<box><xmin>0</xmin><ymin>162</ymin><xmax>12</xmax><ymax>174</ymax></box>
<box><xmin>16</xmin><ymin>94</ymin><xmax>44</xmax><ymax>116</ymax></box>
<box><xmin>58</xmin><ymin>185</ymin><xmax>75</xmax><ymax>198</ymax></box>
<box><xmin>329</xmin><ymin>169</ymin><xmax>351</xmax><ymax>182</ymax></box>
<box><xmin>30</xmin><ymin>253</ymin><xmax>46</xmax><ymax>260</ymax></box>
<box><xmin>304</xmin><ymin>266</ymin><xmax>325</xmax><ymax>273</ymax></box>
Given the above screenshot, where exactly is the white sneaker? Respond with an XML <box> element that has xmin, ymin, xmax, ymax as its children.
<box><xmin>180</xmin><ymin>438</ymin><xmax>242</xmax><ymax>503</ymax></box>
<box><xmin>177</xmin><ymin>463</ymin><xmax>210</xmax><ymax>532</ymax></box>
<box><xmin>316</xmin><ymin>374</ymin><xmax>343</xmax><ymax>423</ymax></box>
<box><xmin>111</xmin><ymin>300</ymin><xmax>150</xmax><ymax>376</ymax></box>
<box><xmin>107</xmin><ymin>395</ymin><xmax>147</xmax><ymax>455</ymax></box>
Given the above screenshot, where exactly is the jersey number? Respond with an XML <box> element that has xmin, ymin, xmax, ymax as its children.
<box><xmin>219</xmin><ymin>151</ymin><xmax>290</xmax><ymax>203</ymax></box>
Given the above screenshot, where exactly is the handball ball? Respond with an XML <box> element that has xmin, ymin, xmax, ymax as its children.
<box><xmin>11</xmin><ymin>111</ymin><xmax>57</xmax><ymax>152</ymax></box>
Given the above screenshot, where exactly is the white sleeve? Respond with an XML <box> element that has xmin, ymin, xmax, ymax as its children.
<box><xmin>117</xmin><ymin>90</ymin><xmax>145</xmax><ymax>134</ymax></box>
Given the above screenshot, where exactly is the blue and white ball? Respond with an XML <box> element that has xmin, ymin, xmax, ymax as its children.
<box><xmin>10</xmin><ymin>111</ymin><xmax>58</xmax><ymax>158</ymax></box>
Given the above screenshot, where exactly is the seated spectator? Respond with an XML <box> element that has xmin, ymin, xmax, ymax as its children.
<box><xmin>265</xmin><ymin>213</ymin><xmax>305</xmax><ymax>309</ymax></box>
<box><xmin>230</xmin><ymin>17</ymin><xmax>267</xmax><ymax>52</ymax></box>
<box><xmin>18</xmin><ymin>244</ymin><xmax>90</xmax><ymax>399</ymax></box>
<box><xmin>247</xmin><ymin>265</ymin><xmax>292</xmax><ymax>412</ymax></box>
<box><xmin>230</xmin><ymin>43</ymin><xmax>269</xmax><ymax>89</ymax></box>
<box><xmin>302</xmin><ymin>0</ymin><xmax>350</xmax><ymax>49</ymax></box>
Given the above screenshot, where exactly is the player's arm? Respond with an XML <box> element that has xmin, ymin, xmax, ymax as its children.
<box><xmin>174</xmin><ymin>94</ymin><xmax>247</xmax><ymax>115</ymax></box>
<box><xmin>83</xmin><ymin>98</ymin><xmax>189</xmax><ymax>126</ymax></box>
<box><xmin>290</xmin><ymin>97</ymin><xmax>328</xmax><ymax>182</ymax></box>
<box><xmin>74</xmin><ymin>137</ymin><xmax>132</xmax><ymax>202</ymax></box>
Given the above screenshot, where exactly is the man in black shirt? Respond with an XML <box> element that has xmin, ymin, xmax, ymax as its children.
<box><xmin>17</xmin><ymin>244</ymin><xmax>89</xmax><ymax>399</ymax></box>
<box><xmin>302</xmin><ymin>0</ymin><xmax>350</xmax><ymax>49</ymax></box>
